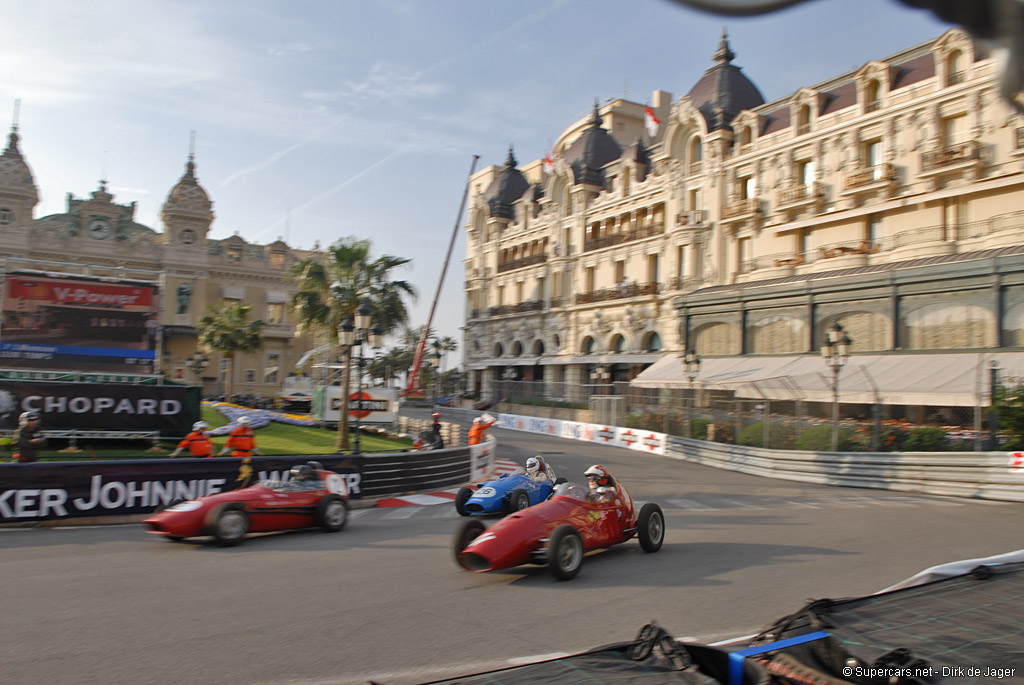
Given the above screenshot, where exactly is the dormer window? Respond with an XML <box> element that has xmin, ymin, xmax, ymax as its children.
<box><xmin>946</xmin><ymin>50</ymin><xmax>965</xmax><ymax>86</ymax></box>
<box><xmin>0</xmin><ymin>208</ymin><xmax>13</xmax><ymax>225</ymax></box>
<box><xmin>227</xmin><ymin>247</ymin><xmax>242</xmax><ymax>264</ymax></box>
<box><xmin>865</xmin><ymin>80</ymin><xmax>881</xmax><ymax>112</ymax></box>
<box><xmin>797</xmin><ymin>105</ymin><xmax>811</xmax><ymax>135</ymax></box>
<box><xmin>270</xmin><ymin>251</ymin><xmax>285</xmax><ymax>269</ymax></box>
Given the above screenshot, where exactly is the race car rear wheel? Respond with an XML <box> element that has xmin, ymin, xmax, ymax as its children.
<box><xmin>548</xmin><ymin>524</ymin><xmax>584</xmax><ymax>581</ymax></box>
<box><xmin>455</xmin><ymin>487</ymin><xmax>474</xmax><ymax>516</ymax></box>
<box><xmin>637</xmin><ymin>503</ymin><xmax>665</xmax><ymax>553</ymax></box>
<box><xmin>453</xmin><ymin>519</ymin><xmax>486</xmax><ymax>568</ymax></box>
<box><xmin>316</xmin><ymin>494</ymin><xmax>349</xmax><ymax>532</ymax></box>
<box><xmin>508</xmin><ymin>489</ymin><xmax>531</xmax><ymax>513</ymax></box>
<box><xmin>213</xmin><ymin>505</ymin><xmax>249</xmax><ymax>547</ymax></box>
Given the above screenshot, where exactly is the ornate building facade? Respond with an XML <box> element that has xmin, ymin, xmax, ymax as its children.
<box><xmin>463</xmin><ymin>29</ymin><xmax>1024</xmax><ymax>401</ymax></box>
<box><xmin>0</xmin><ymin>125</ymin><xmax>315</xmax><ymax>398</ymax></box>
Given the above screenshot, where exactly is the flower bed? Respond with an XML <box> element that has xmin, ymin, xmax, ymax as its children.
<box><xmin>208</xmin><ymin>402</ymin><xmax>320</xmax><ymax>435</ymax></box>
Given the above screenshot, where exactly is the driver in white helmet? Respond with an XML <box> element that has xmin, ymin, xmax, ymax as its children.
<box><xmin>584</xmin><ymin>464</ymin><xmax>617</xmax><ymax>503</ymax></box>
<box><xmin>525</xmin><ymin>455</ymin><xmax>554</xmax><ymax>482</ymax></box>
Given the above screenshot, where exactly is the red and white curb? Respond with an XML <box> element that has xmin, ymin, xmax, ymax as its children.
<box><xmin>375</xmin><ymin>458</ymin><xmax>519</xmax><ymax>508</ymax></box>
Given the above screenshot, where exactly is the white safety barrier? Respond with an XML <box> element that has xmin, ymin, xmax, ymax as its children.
<box><xmin>486</xmin><ymin>410</ymin><xmax>1024</xmax><ymax>503</ymax></box>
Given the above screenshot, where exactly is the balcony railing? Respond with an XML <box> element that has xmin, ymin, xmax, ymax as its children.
<box><xmin>688</xmin><ymin>161</ymin><xmax>703</xmax><ymax>176</ymax></box>
<box><xmin>776</xmin><ymin>181</ymin><xmax>822</xmax><ymax>207</ymax></box>
<box><xmin>583</xmin><ymin>222</ymin><xmax>664</xmax><ymax>253</ymax></box>
<box><xmin>666</xmin><ymin>276</ymin><xmax>704</xmax><ymax>291</ymax></box>
<box><xmin>575</xmin><ymin>282</ymin><xmax>660</xmax><ymax>305</ymax></box>
<box><xmin>721</xmin><ymin>197</ymin><xmax>761</xmax><ymax>220</ymax></box>
<box><xmin>947</xmin><ymin>71</ymin><xmax>966</xmax><ymax>86</ymax></box>
<box><xmin>675</xmin><ymin>210</ymin><xmax>707</xmax><ymax>227</ymax></box>
<box><xmin>922</xmin><ymin>140</ymin><xmax>979</xmax><ymax>172</ymax></box>
<box><xmin>497</xmin><ymin>253</ymin><xmax>547</xmax><ymax>273</ymax></box>
<box><xmin>843</xmin><ymin>162</ymin><xmax>897</xmax><ymax>190</ymax></box>
<box><xmin>488</xmin><ymin>300</ymin><xmax>545</xmax><ymax>317</ymax></box>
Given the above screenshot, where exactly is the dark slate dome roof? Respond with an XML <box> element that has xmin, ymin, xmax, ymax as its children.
<box><xmin>620</xmin><ymin>138</ymin><xmax>650</xmax><ymax>165</ymax></box>
<box><xmin>687</xmin><ymin>31</ymin><xmax>765</xmax><ymax>131</ymax></box>
<box><xmin>521</xmin><ymin>183</ymin><xmax>544</xmax><ymax>203</ymax></box>
<box><xmin>564</xmin><ymin>103</ymin><xmax>622</xmax><ymax>187</ymax></box>
<box><xmin>483</xmin><ymin>147</ymin><xmax>529</xmax><ymax>219</ymax></box>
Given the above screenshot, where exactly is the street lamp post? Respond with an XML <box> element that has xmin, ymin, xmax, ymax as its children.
<box><xmin>339</xmin><ymin>300</ymin><xmax>383</xmax><ymax>455</ymax></box>
<box><xmin>682</xmin><ymin>350</ymin><xmax>701</xmax><ymax>438</ymax></box>
<box><xmin>429</xmin><ymin>341</ymin><xmax>442</xmax><ymax>407</ymax></box>
<box><xmin>185</xmin><ymin>352</ymin><xmax>209</xmax><ymax>387</ymax></box>
<box><xmin>820</xmin><ymin>322</ymin><xmax>852</xmax><ymax>451</ymax></box>
<box><xmin>590</xmin><ymin>364</ymin><xmax>611</xmax><ymax>395</ymax></box>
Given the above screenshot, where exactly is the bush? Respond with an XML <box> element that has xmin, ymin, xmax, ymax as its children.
<box><xmin>691</xmin><ymin>418</ymin><xmax>710</xmax><ymax>440</ymax></box>
<box><xmin>904</xmin><ymin>426</ymin><xmax>951</xmax><ymax>451</ymax></box>
<box><xmin>738</xmin><ymin>421</ymin><xmax>796</xmax><ymax>449</ymax></box>
<box><xmin>795</xmin><ymin>423</ymin><xmax>857</xmax><ymax>451</ymax></box>
<box><xmin>709</xmin><ymin>421</ymin><xmax>735</xmax><ymax>444</ymax></box>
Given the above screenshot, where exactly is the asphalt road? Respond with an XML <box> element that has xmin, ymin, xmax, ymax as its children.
<box><xmin>4</xmin><ymin>422</ymin><xmax>1023</xmax><ymax>684</ymax></box>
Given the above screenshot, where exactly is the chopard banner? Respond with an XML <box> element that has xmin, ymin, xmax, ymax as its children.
<box><xmin>0</xmin><ymin>456</ymin><xmax>365</xmax><ymax>522</ymax></box>
<box><xmin>0</xmin><ymin>381</ymin><xmax>191</xmax><ymax>431</ymax></box>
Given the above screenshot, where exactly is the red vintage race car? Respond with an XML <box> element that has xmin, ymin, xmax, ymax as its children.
<box><xmin>453</xmin><ymin>476</ymin><xmax>664</xmax><ymax>580</ymax></box>
<box><xmin>143</xmin><ymin>461</ymin><xmax>350</xmax><ymax>546</ymax></box>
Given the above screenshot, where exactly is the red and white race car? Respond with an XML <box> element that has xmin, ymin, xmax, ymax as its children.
<box><xmin>453</xmin><ymin>475</ymin><xmax>664</xmax><ymax>580</ymax></box>
<box><xmin>143</xmin><ymin>461</ymin><xmax>350</xmax><ymax>546</ymax></box>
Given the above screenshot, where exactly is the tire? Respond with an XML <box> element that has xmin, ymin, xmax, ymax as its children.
<box><xmin>547</xmin><ymin>524</ymin><xmax>584</xmax><ymax>581</ymax></box>
<box><xmin>637</xmin><ymin>503</ymin><xmax>665</xmax><ymax>553</ymax></box>
<box><xmin>212</xmin><ymin>505</ymin><xmax>249</xmax><ymax>547</ymax></box>
<box><xmin>453</xmin><ymin>519</ymin><xmax>486</xmax><ymax>567</ymax></box>
<box><xmin>506</xmin><ymin>489</ymin><xmax>530</xmax><ymax>513</ymax></box>
<box><xmin>455</xmin><ymin>487</ymin><xmax>474</xmax><ymax>516</ymax></box>
<box><xmin>315</xmin><ymin>494</ymin><xmax>349</xmax><ymax>532</ymax></box>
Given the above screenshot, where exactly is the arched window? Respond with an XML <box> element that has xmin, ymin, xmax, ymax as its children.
<box><xmin>581</xmin><ymin>336</ymin><xmax>596</xmax><ymax>355</ymax></box>
<box><xmin>532</xmin><ymin>340</ymin><xmax>545</xmax><ymax>356</ymax></box>
<box><xmin>511</xmin><ymin>341</ymin><xmax>523</xmax><ymax>357</ymax></box>
<box><xmin>946</xmin><ymin>50</ymin><xmax>964</xmax><ymax>86</ymax></box>
<box><xmin>689</xmin><ymin>137</ymin><xmax>703</xmax><ymax>175</ymax></box>
<box><xmin>492</xmin><ymin>342</ymin><xmax>504</xmax><ymax>357</ymax></box>
<box><xmin>642</xmin><ymin>332</ymin><xmax>662</xmax><ymax>352</ymax></box>
<box><xmin>611</xmin><ymin>334</ymin><xmax>626</xmax><ymax>353</ymax></box>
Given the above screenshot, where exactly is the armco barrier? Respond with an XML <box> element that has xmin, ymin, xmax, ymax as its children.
<box><xmin>492</xmin><ymin>410</ymin><xmax>1024</xmax><ymax>503</ymax></box>
<box><xmin>0</xmin><ymin>439</ymin><xmax>495</xmax><ymax>524</ymax></box>
<box><xmin>667</xmin><ymin>436</ymin><xmax>1024</xmax><ymax>503</ymax></box>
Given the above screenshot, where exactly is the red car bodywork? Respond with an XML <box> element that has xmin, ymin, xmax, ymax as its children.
<box><xmin>143</xmin><ymin>468</ymin><xmax>349</xmax><ymax>545</ymax></box>
<box><xmin>456</xmin><ymin>478</ymin><xmax>663</xmax><ymax>578</ymax></box>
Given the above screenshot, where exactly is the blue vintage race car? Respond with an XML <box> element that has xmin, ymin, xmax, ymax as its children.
<box><xmin>455</xmin><ymin>471</ymin><xmax>565</xmax><ymax>516</ymax></box>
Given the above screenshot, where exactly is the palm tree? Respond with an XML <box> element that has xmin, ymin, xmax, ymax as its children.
<box><xmin>289</xmin><ymin>237</ymin><xmax>416</xmax><ymax>450</ymax></box>
<box><xmin>196</xmin><ymin>302</ymin><xmax>265</xmax><ymax>398</ymax></box>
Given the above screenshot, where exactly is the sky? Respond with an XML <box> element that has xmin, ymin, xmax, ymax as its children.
<box><xmin>0</xmin><ymin>0</ymin><xmax>954</xmax><ymax>367</ymax></box>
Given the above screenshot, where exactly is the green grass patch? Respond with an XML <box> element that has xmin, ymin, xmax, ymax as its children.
<box><xmin>3</xmin><ymin>404</ymin><xmax>413</xmax><ymax>462</ymax></box>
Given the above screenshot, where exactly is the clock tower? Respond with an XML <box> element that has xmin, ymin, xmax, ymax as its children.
<box><xmin>161</xmin><ymin>153</ymin><xmax>214</xmax><ymax>249</ymax></box>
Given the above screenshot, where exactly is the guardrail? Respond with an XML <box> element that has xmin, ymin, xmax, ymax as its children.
<box><xmin>0</xmin><ymin>429</ymin><xmax>162</xmax><ymax>453</ymax></box>
<box><xmin>666</xmin><ymin>436</ymin><xmax>1024</xmax><ymax>502</ymax></box>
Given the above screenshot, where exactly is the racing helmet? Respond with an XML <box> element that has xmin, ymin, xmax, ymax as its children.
<box><xmin>472</xmin><ymin>417</ymin><xmax>481</xmax><ymax>424</ymax></box>
<box><xmin>237</xmin><ymin>416</ymin><xmax>251</xmax><ymax>426</ymax></box>
<box><xmin>526</xmin><ymin>456</ymin><xmax>546</xmax><ymax>475</ymax></box>
<box><xmin>193</xmin><ymin>421</ymin><xmax>209</xmax><ymax>432</ymax></box>
<box><xmin>19</xmin><ymin>410</ymin><xmax>40</xmax><ymax>426</ymax></box>
<box><xmin>306</xmin><ymin>461</ymin><xmax>324</xmax><ymax>471</ymax></box>
<box><xmin>290</xmin><ymin>464</ymin><xmax>314</xmax><ymax>482</ymax></box>
<box><xmin>585</xmin><ymin>464</ymin><xmax>612</xmax><ymax>489</ymax></box>
<box><xmin>432</xmin><ymin>411</ymin><xmax>441</xmax><ymax>420</ymax></box>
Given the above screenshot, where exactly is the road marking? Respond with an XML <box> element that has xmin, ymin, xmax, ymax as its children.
<box><xmin>666</xmin><ymin>498</ymin><xmax>715</xmax><ymax>510</ymax></box>
<box><xmin>381</xmin><ymin>507</ymin><xmax>421</xmax><ymax>520</ymax></box>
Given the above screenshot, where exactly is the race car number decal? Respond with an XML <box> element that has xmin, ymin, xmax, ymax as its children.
<box><xmin>325</xmin><ymin>473</ymin><xmax>349</xmax><ymax>496</ymax></box>
<box><xmin>474</xmin><ymin>487</ymin><xmax>497</xmax><ymax>498</ymax></box>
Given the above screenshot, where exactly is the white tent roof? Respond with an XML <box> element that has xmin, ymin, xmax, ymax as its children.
<box><xmin>630</xmin><ymin>351</ymin><xmax>1024</xmax><ymax>406</ymax></box>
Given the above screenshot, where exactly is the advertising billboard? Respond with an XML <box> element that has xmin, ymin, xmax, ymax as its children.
<box><xmin>1</xmin><ymin>271</ymin><xmax>159</xmax><ymax>373</ymax></box>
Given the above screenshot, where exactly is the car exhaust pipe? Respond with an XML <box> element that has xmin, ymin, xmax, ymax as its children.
<box><xmin>459</xmin><ymin>552</ymin><xmax>492</xmax><ymax>572</ymax></box>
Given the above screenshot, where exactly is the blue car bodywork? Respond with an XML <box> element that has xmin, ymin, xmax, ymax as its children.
<box><xmin>456</xmin><ymin>472</ymin><xmax>557</xmax><ymax>516</ymax></box>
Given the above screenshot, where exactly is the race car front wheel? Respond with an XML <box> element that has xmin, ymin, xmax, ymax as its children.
<box><xmin>508</xmin><ymin>489</ymin><xmax>531</xmax><ymax>513</ymax></box>
<box><xmin>453</xmin><ymin>519</ymin><xmax>486</xmax><ymax>568</ymax></box>
<box><xmin>548</xmin><ymin>524</ymin><xmax>584</xmax><ymax>581</ymax></box>
<box><xmin>213</xmin><ymin>505</ymin><xmax>249</xmax><ymax>547</ymax></box>
<box><xmin>455</xmin><ymin>487</ymin><xmax>474</xmax><ymax>516</ymax></box>
<box><xmin>316</xmin><ymin>494</ymin><xmax>349</xmax><ymax>532</ymax></box>
<box><xmin>637</xmin><ymin>503</ymin><xmax>665</xmax><ymax>553</ymax></box>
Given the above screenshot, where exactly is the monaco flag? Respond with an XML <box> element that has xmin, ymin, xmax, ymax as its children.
<box><xmin>644</xmin><ymin>105</ymin><xmax>660</xmax><ymax>137</ymax></box>
<box><xmin>543</xmin><ymin>152</ymin><xmax>554</xmax><ymax>174</ymax></box>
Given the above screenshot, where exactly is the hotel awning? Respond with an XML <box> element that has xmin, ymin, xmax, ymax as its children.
<box><xmin>630</xmin><ymin>351</ymin><xmax>1024</xmax><ymax>407</ymax></box>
